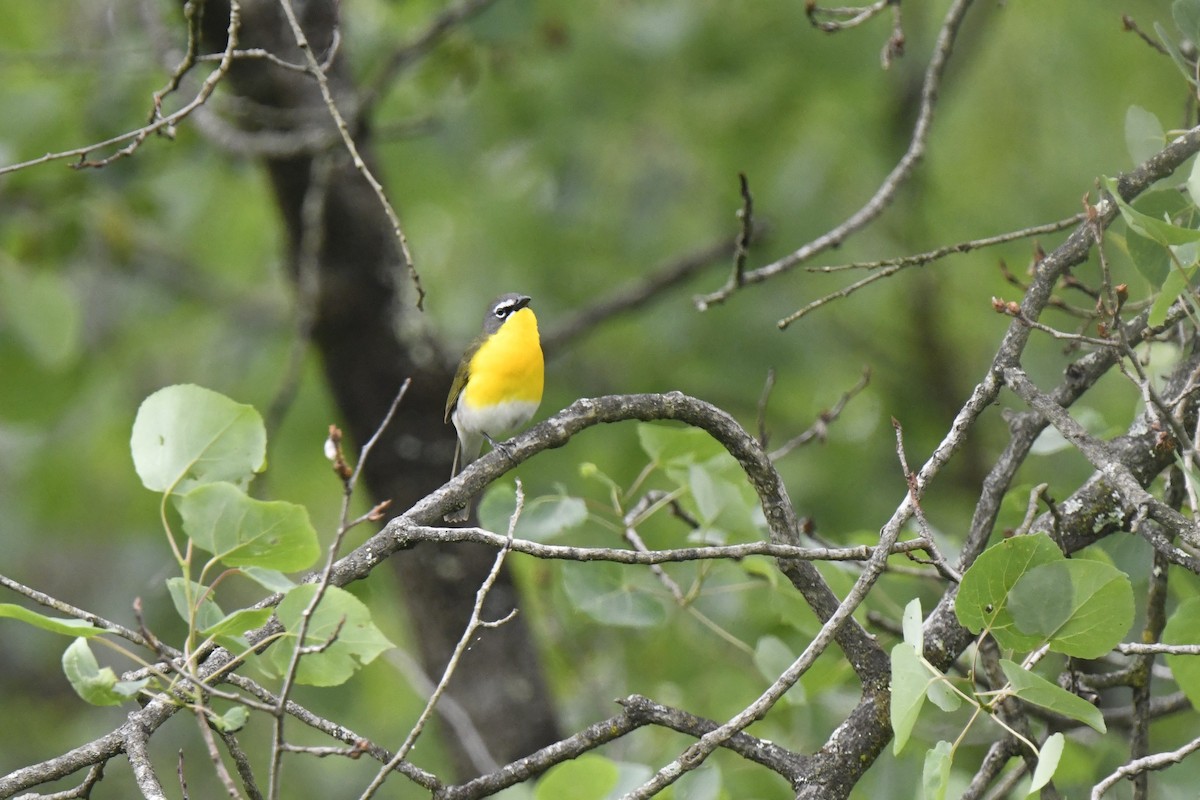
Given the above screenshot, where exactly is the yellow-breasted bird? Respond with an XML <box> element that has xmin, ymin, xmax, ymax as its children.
<box><xmin>444</xmin><ymin>292</ymin><xmax>544</xmax><ymax>522</ymax></box>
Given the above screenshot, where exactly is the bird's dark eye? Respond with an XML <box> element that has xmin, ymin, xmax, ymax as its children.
<box><xmin>495</xmin><ymin>304</ymin><xmax>513</xmax><ymax>318</ymax></box>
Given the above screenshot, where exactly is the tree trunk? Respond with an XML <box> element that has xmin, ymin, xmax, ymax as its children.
<box><xmin>196</xmin><ymin>0</ymin><xmax>560</xmax><ymax>776</ymax></box>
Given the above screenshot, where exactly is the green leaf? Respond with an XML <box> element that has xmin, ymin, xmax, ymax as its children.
<box><xmin>1121</xmin><ymin>189</ymin><xmax>1192</xmax><ymax>287</ymax></box>
<box><xmin>1006</xmin><ymin>561</ymin><xmax>1074</xmax><ymax>638</ymax></box>
<box><xmin>0</xmin><ymin>603</ymin><xmax>102</xmax><ymax>637</ymax></box>
<box><xmin>1189</xmin><ymin>155</ymin><xmax>1200</xmax><ymax>212</ymax></box>
<box><xmin>1174</xmin><ymin>0</ymin><xmax>1200</xmax><ymax>44</ymax></box>
<box><xmin>926</xmin><ymin>676</ymin><xmax>962</xmax><ymax>713</ymax></box>
<box><xmin>200</xmin><ymin>607</ymin><xmax>274</xmax><ymax>651</ymax></box>
<box><xmin>680</xmin><ymin>457</ymin><xmax>760</xmax><ymax>535</ymax></box>
<box><xmin>1149</xmin><ymin>263</ymin><xmax>1197</xmax><ymax>326</ymax></box>
<box><xmin>1105</xmin><ymin>176</ymin><xmax>1200</xmax><ymax>246</ymax></box>
<box><xmin>1030</xmin><ymin>407</ymin><xmax>1105</xmax><ymax>456</ymax></box>
<box><xmin>1028</xmin><ymin>732</ymin><xmax>1065</xmax><ymax>795</ymax></box>
<box><xmin>269</xmin><ymin>584</ymin><xmax>394</xmax><ymax>687</ymax></box>
<box><xmin>560</xmin><ymin>561</ymin><xmax>668</xmax><ymax>628</ymax></box>
<box><xmin>675</xmin><ymin>764</ymin><xmax>722</xmax><ymax>800</ymax></box>
<box><xmin>688</xmin><ymin>462</ymin><xmax>725</xmax><ymax>523</ymax></box>
<box><xmin>211</xmin><ymin>705</ymin><xmax>249</xmax><ymax>733</ymax></box>
<box><xmin>478</xmin><ymin>487</ymin><xmax>588</xmax><ymax>541</ymax></box>
<box><xmin>166</xmin><ymin>577</ymin><xmax>226</xmax><ymax>632</ymax></box>
<box><xmin>1125</xmin><ymin>105</ymin><xmax>1164</xmax><ymax>166</ymax></box>
<box><xmin>609</xmin><ymin>762</ymin><xmax>654</xmax><ymax>797</ymax></box>
<box><xmin>955</xmin><ymin>533</ymin><xmax>1062</xmax><ymax>652</ymax></box>
<box><xmin>176</xmin><ymin>482</ymin><xmax>319</xmax><ymax>571</ymax></box>
<box><xmin>1126</xmin><ymin>228</ymin><xmax>1171</xmax><ymax>287</ymax></box>
<box><xmin>1156</xmin><ymin>21</ymin><xmax>1198</xmax><ymax>87</ymax></box>
<box><xmin>902</xmin><ymin>597</ymin><xmax>923</xmax><ymax>651</ymax></box>
<box><xmin>130</xmin><ymin>384</ymin><xmax>267</xmax><ymax>494</ymax></box>
<box><xmin>0</xmin><ymin>259</ymin><xmax>81</xmax><ymax>370</ymax></box>
<box><xmin>999</xmin><ymin>659</ymin><xmax>1105</xmax><ymax>733</ymax></box>
<box><xmin>1162</xmin><ymin>596</ymin><xmax>1200</xmax><ymax>708</ymax></box>
<box><xmin>240</xmin><ymin>567</ymin><xmax>297</xmax><ymax>593</ymax></box>
<box><xmin>62</xmin><ymin>638</ymin><xmax>148</xmax><ymax>706</ymax></box>
<box><xmin>890</xmin><ymin>642</ymin><xmax>929</xmax><ymax>755</ymax></box>
<box><xmin>754</xmin><ymin>636</ymin><xmax>804</xmax><ymax>705</ymax></box>
<box><xmin>1008</xmin><ymin>559</ymin><xmax>1133</xmax><ymax>659</ymax></box>
<box><xmin>534</xmin><ymin>754</ymin><xmax>619</xmax><ymax>800</ymax></box>
<box><xmin>922</xmin><ymin>740</ymin><xmax>953</xmax><ymax>800</ymax></box>
<box><xmin>740</xmin><ymin>555</ymin><xmax>780</xmax><ymax>588</ymax></box>
<box><xmin>637</xmin><ymin>423</ymin><xmax>724</xmax><ymax>466</ymax></box>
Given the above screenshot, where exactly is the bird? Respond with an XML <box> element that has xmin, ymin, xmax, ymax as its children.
<box><xmin>444</xmin><ymin>292</ymin><xmax>544</xmax><ymax>523</ymax></box>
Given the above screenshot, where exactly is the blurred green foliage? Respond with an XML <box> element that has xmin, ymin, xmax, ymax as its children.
<box><xmin>0</xmin><ymin>0</ymin><xmax>1196</xmax><ymax>797</ymax></box>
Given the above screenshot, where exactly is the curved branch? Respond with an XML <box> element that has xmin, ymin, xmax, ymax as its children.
<box><xmin>695</xmin><ymin>0</ymin><xmax>976</xmax><ymax>308</ymax></box>
<box><xmin>365</xmin><ymin>392</ymin><xmax>888</xmax><ymax>684</ymax></box>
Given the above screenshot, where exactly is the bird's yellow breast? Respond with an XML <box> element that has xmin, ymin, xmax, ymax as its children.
<box><xmin>461</xmin><ymin>307</ymin><xmax>544</xmax><ymax>409</ymax></box>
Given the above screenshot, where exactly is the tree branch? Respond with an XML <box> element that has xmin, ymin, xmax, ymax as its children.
<box><xmin>695</xmin><ymin>0</ymin><xmax>976</xmax><ymax>308</ymax></box>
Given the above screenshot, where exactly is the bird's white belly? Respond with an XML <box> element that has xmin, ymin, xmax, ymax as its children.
<box><xmin>453</xmin><ymin>399</ymin><xmax>539</xmax><ymax>440</ymax></box>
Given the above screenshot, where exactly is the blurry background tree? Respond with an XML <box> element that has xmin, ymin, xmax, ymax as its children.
<box><xmin>3</xmin><ymin>0</ymin><xmax>1200</xmax><ymax>798</ymax></box>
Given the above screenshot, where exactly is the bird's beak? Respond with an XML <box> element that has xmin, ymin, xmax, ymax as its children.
<box><xmin>515</xmin><ymin>295</ymin><xmax>532</xmax><ymax>310</ymax></box>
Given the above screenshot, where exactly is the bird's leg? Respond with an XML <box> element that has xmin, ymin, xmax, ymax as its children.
<box><xmin>484</xmin><ymin>432</ymin><xmax>514</xmax><ymax>460</ymax></box>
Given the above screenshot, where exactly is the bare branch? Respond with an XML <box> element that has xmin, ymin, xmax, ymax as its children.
<box><xmin>125</xmin><ymin>723</ymin><xmax>167</xmax><ymax>800</ymax></box>
<box><xmin>435</xmin><ymin>708</ymin><xmax>644</xmax><ymax>800</ymax></box>
<box><xmin>359</xmin><ymin>483</ymin><xmax>526</xmax><ymax>799</ymax></box>
<box><xmin>696</xmin><ymin>0</ymin><xmax>976</xmax><ymax>309</ymax></box>
<box><xmin>0</xmin><ymin>573</ymin><xmax>155</xmax><ymax>651</ymax></box>
<box><xmin>1003</xmin><ymin>366</ymin><xmax>1200</xmax><ymax>552</ymax></box>
<box><xmin>1091</xmin><ymin>735</ymin><xmax>1200</xmax><ymax>799</ymax></box>
<box><xmin>359</xmin><ymin>0</ymin><xmax>501</xmax><ymax>113</ymax></box>
<box><xmin>768</xmin><ymin>367</ymin><xmax>871</xmax><ymax>459</ymax></box>
<box><xmin>268</xmin><ymin>378</ymin><xmax>411</xmax><ymax>798</ymax></box>
<box><xmin>275</xmin><ymin>0</ymin><xmax>425</xmax><ymax>308</ymax></box>
<box><xmin>0</xmin><ymin>0</ymin><xmax>244</xmax><ymax>174</ymax></box>
<box><xmin>393</xmin><ymin>520</ymin><xmax>926</xmax><ymax>564</ymax></box>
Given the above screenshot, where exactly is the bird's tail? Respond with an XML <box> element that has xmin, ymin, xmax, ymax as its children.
<box><xmin>445</xmin><ymin>435</ymin><xmax>482</xmax><ymax>523</ymax></box>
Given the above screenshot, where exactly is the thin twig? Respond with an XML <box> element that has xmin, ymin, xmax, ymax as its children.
<box><xmin>756</xmin><ymin>368</ymin><xmax>777</xmax><ymax>447</ymax></box>
<box><xmin>808</xmin><ymin>216</ymin><xmax>1084</xmax><ymax>274</ymax></box>
<box><xmin>769</xmin><ymin>366</ymin><xmax>871</xmax><ymax>459</ymax></box>
<box><xmin>219</xmin><ymin>730</ymin><xmax>265</xmax><ymax>800</ymax></box>
<box><xmin>264</xmin><ymin>152</ymin><xmax>335</xmax><ymax>443</ymax></box>
<box><xmin>731</xmin><ymin>172</ymin><xmax>754</xmax><ymax>288</ymax></box>
<box><xmin>0</xmin><ymin>573</ymin><xmax>155</xmax><ymax>650</ymax></box>
<box><xmin>777</xmin><ymin>214</ymin><xmax>1084</xmax><ymax>329</ymax></box>
<box><xmin>806</xmin><ymin>0</ymin><xmax>892</xmax><ymax>33</ymax></box>
<box><xmin>194</xmin><ymin>710</ymin><xmax>241</xmax><ymax>798</ymax></box>
<box><xmin>991</xmin><ymin>296</ymin><xmax>1121</xmax><ymax>347</ymax></box>
<box><xmin>359</xmin><ymin>483</ymin><xmax>527</xmax><ymax>799</ymax></box>
<box><xmin>892</xmin><ymin>418</ymin><xmax>961</xmax><ymax>583</ymax></box>
<box><xmin>543</xmin><ymin>237</ymin><xmax>737</xmax><ymax>353</ymax></box>
<box><xmin>384</xmin><ymin>647</ymin><xmax>500</xmax><ymax>774</ymax></box>
<box><xmin>697</xmin><ymin>0</ymin><xmax>978</xmax><ymax>309</ymax></box>
<box><xmin>391</xmin><ymin>521</ymin><xmax>929</xmax><ymax>564</ymax></box>
<box><xmin>1091</xmin><ymin>735</ymin><xmax>1200</xmax><ymax>799</ymax></box>
<box><xmin>359</xmin><ymin>0</ymin><xmax>501</xmax><ymax>114</ymax></box>
<box><xmin>1118</xmin><ymin>642</ymin><xmax>1200</xmax><ymax>655</ymax></box>
<box><xmin>275</xmin><ymin>0</ymin><xmax>425</xmax><ymax>308</ymax></box>
<box><xmin>0</xmin><ymin>1</ymin><xmax>243</xmax><ymax>174</ymax></box>
<box><xmin>622</xmin><ymin>416</ymin><xmax>918</xmax><ymax>798</ymax></box>
<box><xmin>267</xmin><ymin>379</ymin><xmax>410</xmax><ymax>799</ymax></box>
<box><xmin>436</xmin><ymin>705</ymin><xmax>648</xmax><ymax>800</ymax></box>
<box><xmin>1121</xmin><ymin>14</ymin><xmax>1170</xmax><ymax>56</ymax></box>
